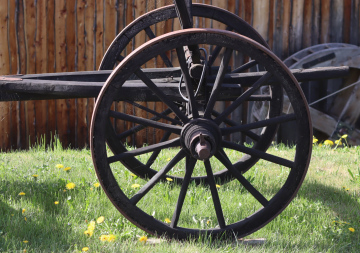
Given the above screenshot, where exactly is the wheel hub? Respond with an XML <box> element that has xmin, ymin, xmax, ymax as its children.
<box><xmin>181</xmin><ymin>118</ymin><xmax>221</xmax><ymax>160</ymax></box>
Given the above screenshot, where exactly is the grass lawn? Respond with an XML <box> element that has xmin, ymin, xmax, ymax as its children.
<box><xmin>0</xmin><ymin>141</ymin><xmax>359</xmax><ymax>252</ymax></box>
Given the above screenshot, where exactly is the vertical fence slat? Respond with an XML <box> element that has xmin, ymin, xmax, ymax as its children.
<box><xmin>24</xmin><ymin>0</ymin><xmax>37</xmax><ymax>147</ymax></box>
<box><xmin>320</xmin><ymin>0</ymin><xmax>330</xmax><ymax>43</ymax></box>
<box><xmin>34</xmin><ymin>0</ymin><xmax>48</xmax><ymax>146</ymax></box>
<box><xmin>0</xmin><ymin>0</ymin><xmax>10</xmax><ymax>149</ymax></box>
<box><xmin>76</xmin><ymin>0</ymin><xmax>88</xmax><ymax>148</ymax></box>
<box><xmin>330</xmin><ymin>0</ymin><xmax>343</xmax><ymax>43</ymax></box>
<box><xmin>289</xmin><ymin>0</ymin><xmax>304</xmax><ymax>55</ymax></box>
<box><xmin>302</xmin><ymin>0</ymin><xmax>312</xmax><ymax>48</ymax></box>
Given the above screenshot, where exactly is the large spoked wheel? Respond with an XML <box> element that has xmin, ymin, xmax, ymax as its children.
<box><xmin>91</xmin><ymin>29</ymin><xmax>312</xmax><ymax>239</ymax></box>
<box><xmin>100</xmin><ymin>4</ymin><xmax>283</xmax><ymax>183</ymax></box>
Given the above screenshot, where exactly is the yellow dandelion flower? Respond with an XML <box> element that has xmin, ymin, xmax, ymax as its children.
<box><xmin>216</xmin><ymin>184</ymin><xmax>221</xmax><ymax>188</ymax></box>
<box><xmin>88</xmin><ymin>221</ymin><xmax>96</xmax><ymax>231</ymax></box>
<box><xmin>164</xmin><ymin>218</ymin><xmax>171</xmax><ymax>223</ymax></box>
<box><xmin>166</xmin><ymin>158</ymin><xmax>171</xmax><ymax>162</ymax></box>
<box><xmin>99</xmin><ymin>235</ymin><xmax>112</xmax><ymax>242</ymax></box>
<box><xmin>64</xmin><ymin>167</ymin><xmax>71</xmax><ymax>172</ymax></box>
<box><xmin>107</xmin><ymin>234</ymin><xmax>116</xmax><ymax>242</ymax></box>
<box><xmin>66</xmin><ymin>182</ymin><xmax>76</xmax><ymax>190</ymax></box>
<box><xmin>84</xmin><ymin>230</ymin><xmax>93</xmax><ymax>237</ymax></box>
<box><xmin>349</xmin><ymin>227</ymin><xmax>355</xmax><ymax>232</ymax></box>
<box><xmin>54</xmin><ymin>201</ymin><xmax>59</xmax><ymax>205</ymax></box>
<box><xmin>130</xmin><ymin>173</ymin><xmax>136</xmax><ymax>177</ymax></box>
<box><xmin>11</xmin><ymin>214</ymin><xmax>14</xmax><ymax>216</ymax></box>
<box><xmin>335</xmin><ymin>140</ymin><xmax>342</xmax><ymax>145</ymax></box>
<box><xmin>207</xmin><ymin>220</ymin><xmax>210</xmax><ymax>224</ymax></box>
<box><xmin>346</xmin><ymin>188</ymin><xmax>350</xmax><ymax>191</ymax></box>
<box><xmin>90</xmin><ymin>187</ymin><xmax>93</xmax><ymax>191</ymax></box>
<box><xmin>313</xmin><ymin>137</ymin><xmax>318</xmax><ymax>144</ymax></box>
<box><xmin>23</xmin><ymin>240</ymin><xmax>28</xmax><ymax>243</ymax></box>
<box><xmin>139</xmin><ymin>235</ymin><xmax>147</xmax><ymax>243</ymax></box>
<box><xmin>82</xmin><ymin>247</ymin><xmax>89</xmax><ymax>252</ymax></box>
<box><xmin>324</xmin><ymin>140</ymin><xmax>334</xmax><ymax>146</ymax></box>
<box><xmin>166</xmin><ymin>177</ymin><xmax>173</xmax><ymax>182</ymax></box>
<box><xmin>94</xmin><ymin>182</ymin><xmax>100</xmax><ymax>188</ymax></box>
<box><xmin>99</xmin><ymin>235</ymin><xmax>107</xmax><ymax>241</ymax></box>
<box><xmin>96</xmin><ymin>216</ymin><xmax>105</xmax><ymax>224</ymax></box>
<box><xmin>22</xmin><ymin>208</ymin><xmax>26</xmax><ymax>213</ymax></box>
<box><xmin>319</xmin><ymin>143</ymin><xmax>323</xmax><ymax>147</ymax></box>
<box><xmin>131</xmin><ymin>183</ymin><xmax>141</xmax><ymax>189</ymax></box>
<box><xmin>341</xmin><ymin>134</ymin><xmax>348</xmax><ymax>139</ymax></box>
<box><xmin>32</xmin><ymin>174</ymin><xmax>38</xmax><ymax>178</ymax></box>
<box><xmin>24</xmin><ymin>217</ymin><xmax>27</xmax><ymax>221</ymax></box>
<box><xmin>18</xmin><ymin>192</ymin><xmax>26</xmax><ymax>196</ymax></box>
<box><xmin>56</xmin><ymin>164</ymin><xmax>64</xmax><ymax>169</ymax></box>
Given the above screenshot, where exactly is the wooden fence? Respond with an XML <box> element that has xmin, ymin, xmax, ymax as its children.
<box><xmin>0</xmin><ymin>0</ymin><xmax>359</xmax><ymax>150</ymax></box>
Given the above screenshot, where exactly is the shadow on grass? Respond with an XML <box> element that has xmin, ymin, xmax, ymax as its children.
<box><xmin>0</xmin><ymin>179</ymin><xmax>87</xmax><ymax>251</ymax></box>
<box><xmin>297</xmin><ymin>180</ymin><xmax>360</xmax><ymax>222</ymax></box>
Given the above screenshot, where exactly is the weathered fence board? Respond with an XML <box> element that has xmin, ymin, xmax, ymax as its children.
<box><xmin>0</xmin><ymin>0</ymin><xmax>360</xmax><ymax>150</ymax></box>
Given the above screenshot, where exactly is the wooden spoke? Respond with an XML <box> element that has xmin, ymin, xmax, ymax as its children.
<box><xmin>204</xmin><ymin>160</ymin><xmax>226</xmax><ymax>229</ymax></box>
<box><xmin>207</xmin><ymin>26</ymin><xmax>233</xmax><ymax>67</ymax></box>
<box><xmin>125</xmin><ymin>100</ymin><xmax>182</xmax><ymax>125</ymax></box>
<box><xmin>232</xmin><ymin>60</ymin><xmax>258</xmax><ymax>73</ymax></box>
<box><xmin>134</xmin><ymin>69</ymin><xmax>189</xmax><ymax>123</ymax></box>
<box><xmin>215</xmin><ymin>150</ymin><xmax>269</xmax><ymax>207</ymax></box>
<box><xmin>130</xmin><ymin>149</ymin><xmax>186</xmax><ymax>205</ymax></box>
<box><xmin>222</xmin><ymin>140</ymin><xmax>295</xmax><ymax>169</ymax></box>
<box><xmin>170</xmin><ymin>156</ymin><xmax>197</xmax><ymax>228</ymax></box>
<box><xmin>211</xmin><ymin>110</ymin><xmax>260</xmax><ymax>142</ymax></box>
<box><xmin>107</xmin><ymin>138</ymin><xmax>180</xmax><ymax>164</ymax></box>
<box><xmin>116</xmin><ymin>108</ymin><xmax>173</xmax><ymax>140</ymax></box>
<box><xmin>109</xmin><ymin>110</ymin><xmax>182</xmax><ymax>134</ymax></box>
<box><xmin>204</xmin><ymin>48</ymin><xmax>233</xmax><ymax>119</ymax></box>
<box><xmin>214</xmin><ymin>72</ymin><xmax>273</xmax><ymax>124</ymax></box>
<box><xmin>221</xmin><ymin>114</ymin><xmax>297</xmax><ymax>136</ymax></box>
<box><xmin>144</xmin><ymin>27</ymin><xmax>173</xmax><ymax>68</ymax></box>
<box><xmin>145</xmin><ymin>131</ymin><xmax>173</xmax><ymax>167</ymax></box>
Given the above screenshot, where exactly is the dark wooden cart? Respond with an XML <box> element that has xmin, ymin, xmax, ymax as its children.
<box><xmin>0</xmin><ymin>0</ymin><xmax>353</xmax><ymax>239</ymax></box>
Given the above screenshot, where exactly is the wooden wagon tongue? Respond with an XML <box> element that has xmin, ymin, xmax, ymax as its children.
<box><xmin>0</xmin><ymin>66</ymin><xmax>349</xmax><ymax>102</ymax></box>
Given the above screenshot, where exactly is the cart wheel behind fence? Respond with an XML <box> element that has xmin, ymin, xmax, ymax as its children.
<box><xmin>91</xmin><ymin>29</ymin><xmax>312</xmax><ymax>239</ymax></box>
<box><xmin>99</xmin><ymin>3</ymin><xmax>283</xmax><ymax>183</ymax></box>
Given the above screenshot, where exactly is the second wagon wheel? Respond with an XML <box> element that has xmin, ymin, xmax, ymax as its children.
<box><xmin>91</xmin><ymin>29</ymin><xmax>312</xmax><ymax>239</ymax></box>
<box><xmin>100</xmin><ymin>3</ymin><xmax>283</xmax><ymax>183</ymax></box>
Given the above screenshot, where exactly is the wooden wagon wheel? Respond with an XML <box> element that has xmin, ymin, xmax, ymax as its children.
<box><xmin>99</xmin><ymin>3</ymin><xmax>283</xmax><ymax>183</ymax></box>
<box><xmin>90</xmin><ymin>29</ymin><xmax>312</xmax><ymax>239</ymax></box>
<box><xmin>282</xmin><ymin>44</ymin><xmax>360</xmax><ymax>145</ymax></box>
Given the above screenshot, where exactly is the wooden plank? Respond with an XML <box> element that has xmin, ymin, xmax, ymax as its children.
<box><xmin>350</xmin><ymin>0</ymin><xmax>359</xmax><ymax>45</ymax></box>
<box><xmin>289</xmin><ymin>0</ymin><xmax>304</xmax><ymax>55</ymax></box>
<box><xmin>95</xmin><ymin>0</ymin><xmax>104</xmax><ymax>69</ymax></box>
<box><xmin>16</xmin><ymin>0</ymin><xmax>27</xmax><ymax>149</ymax></box>
<box><xmin>268</xmin><ymin>0</ymin><xmax>275</xmax><ymax>50</ymax></box>
<box><xmin>66</xmin><ymin>0</ymin><xmax>77</xmax><ymax>147</ymax></box>
<box><xmin>253</xmin><ymin>0</ymin><xmax>270</xmax><ymax>41</ymax></box>
<box><xmin>76</xmin><ymin>0</ymin><xmax>88</xmax><ymax>148</ymax></box>
<box><xmin>85</xmin><ymin>0</ymin><xmax>96</xmax><ymax>148</ymax></box>
<box><xmin>330</xmin><ymin>0</ymin><xmax>343</xmax><ymax>43</ymax></box>
<box><xmin>34</xmin><ymin>0</ymin><xmax>48</xmax><ymax>146</ymax></box>
<box><xmin>343</xmin><ymin>0</ymin><xmax>351</xmax><ymax>44</ymax></box>
<box><xmin>320</xmin><ymin>0</ymin><xmax>330</xmax><ymax>43</ymax></box>
<box><xmin>8</xmin><ymin>0</ymin><xmax>18</xmax><ymax>149</ymax></box>
<box><xmin>312</xmin><ymin>0</ymin><xmax>320</xmax><ymax>45</ymax></box>
<box><xmin>24</xmin><ymin>0</ymin><xmax>37</xmax><ymax>148</ymax></box>
<box><xmin>281</xmin><ymin>0</ymin><xmax>291</xmax><ymax>59</ymax></box>
<box><xmin>54</xmin><ymin>0</ymin><xmax>69</xmax><ymax>148</ymax></box>
<box><xmin>47</xmin><ymin>0</ymin><xmax>56</xmax><ymax>147</ymax></box>
<box><xmin>0</xmin><ymin>0</ymin><xmax>10</xmax><ymax>149</ymax></box>
<box><xmin>104</xmin><ymin>0</ymin><xmax>118</xmax><ymax>54</ymax></box>
<box><xmin>302</xmin><ymin>0</ymin><xmax>312</xmax><ymax>48</ymax></box>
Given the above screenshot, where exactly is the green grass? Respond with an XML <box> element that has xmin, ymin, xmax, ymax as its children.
<box><xmin>0</xmin><ymin>142</ymin><xmax>359</xmax><ymax>252</ymax></box>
